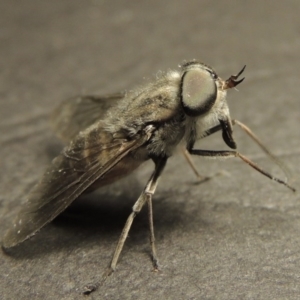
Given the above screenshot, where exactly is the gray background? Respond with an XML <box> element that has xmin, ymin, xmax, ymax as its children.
<box><xmin>1</xmin><ymin>1</ymin><xmax>300</xmax><ymax>299</ymax></box>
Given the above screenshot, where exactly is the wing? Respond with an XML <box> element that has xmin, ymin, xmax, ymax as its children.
<box><xmin>51</xmin><ymin>93</ymin><xmax>124</xmax><ymax>142</ymax></box>
<box><xmin>3</xmin><ymin>122</ymin><xmax>153</xmax><ymax>249</ymax></box>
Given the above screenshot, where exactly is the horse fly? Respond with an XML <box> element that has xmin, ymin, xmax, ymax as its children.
<box><xmin>2</xmin><ymin>61</ymin><xmax>295</xmax><ymax>294</ymax></box>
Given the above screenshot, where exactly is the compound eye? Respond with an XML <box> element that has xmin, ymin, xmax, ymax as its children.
<box><xmin>181</xmin><ymin>68</ymin><xmax>217</xmax><ymax>117</ymax></box>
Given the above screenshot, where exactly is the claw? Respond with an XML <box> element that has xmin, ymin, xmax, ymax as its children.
<box><xmin>223</xmin><ymin>65</ymin><xmax>246</xmax><ymax>89</ymax></box>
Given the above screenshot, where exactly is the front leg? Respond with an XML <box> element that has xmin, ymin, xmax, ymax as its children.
<box><xmin>188</xmin><ymin>148</ymin><xmax>295</xmax><ymax>192</ymax></box>
<box><xmin>184</xmin><ymin>123</ymin><xmax>224</xmax><ymax>180</ymax></box>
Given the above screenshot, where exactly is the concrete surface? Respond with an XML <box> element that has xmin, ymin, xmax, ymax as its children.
<box><xmin>0</xmin><ymin>1</ymin><xmax>299</xmax><ymax>299</ymax></box>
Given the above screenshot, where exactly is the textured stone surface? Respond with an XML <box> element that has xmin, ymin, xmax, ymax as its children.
<box><xmin>0</xmin><ymin>1</ymin><xmax>299</xmax><ymax>299</ymax></box>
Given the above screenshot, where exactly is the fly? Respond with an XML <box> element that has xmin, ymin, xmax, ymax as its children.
<box><xmin>2</xmin><ymin>61</ymin><xmax>295</xmax><ymax>294</ymax></box>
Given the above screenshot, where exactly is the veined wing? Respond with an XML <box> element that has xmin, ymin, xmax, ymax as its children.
<box><xmin>51</xmin><ymin>93</ymin><xmax>124</xmax><ymax>142</ymax></box>
<box><xmin>3</xmin><ymin>123</ymin><xmax>153</xmax><ymax>248</ymax></box>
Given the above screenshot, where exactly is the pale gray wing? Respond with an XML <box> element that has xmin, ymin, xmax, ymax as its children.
<box><xmin>2</xmin><ymin>122</ymin><xmax>152</xmax><ymax>249</ymax></box>
<box><xmin>51</xmin><ymin>93</ymin><xmax>124</xmax><ymax>142</ymax></box>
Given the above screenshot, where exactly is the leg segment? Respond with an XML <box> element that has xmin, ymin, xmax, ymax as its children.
<box><xmin>232</xmin><ymin>119</ymin><xmax>292</xmax><ymax>179</ymax></box>
<box><xmin>183</xmin><ymin>123</ymin><xmax>223</xmax><ymax>180</ymax></box>
<box><xmin>189</xmin><ymin>149</ymin><xmax>295</xmax><ymax>192</ymax></box>
<box><xmin>147</xmin><ymin>194</ymin><xmax>159</xmax><ymax>270</ymax></box>
<box><xmin>109</xmin><ymin>157</ymin><xmax>167</xmax><ymax>273</ymax></box>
